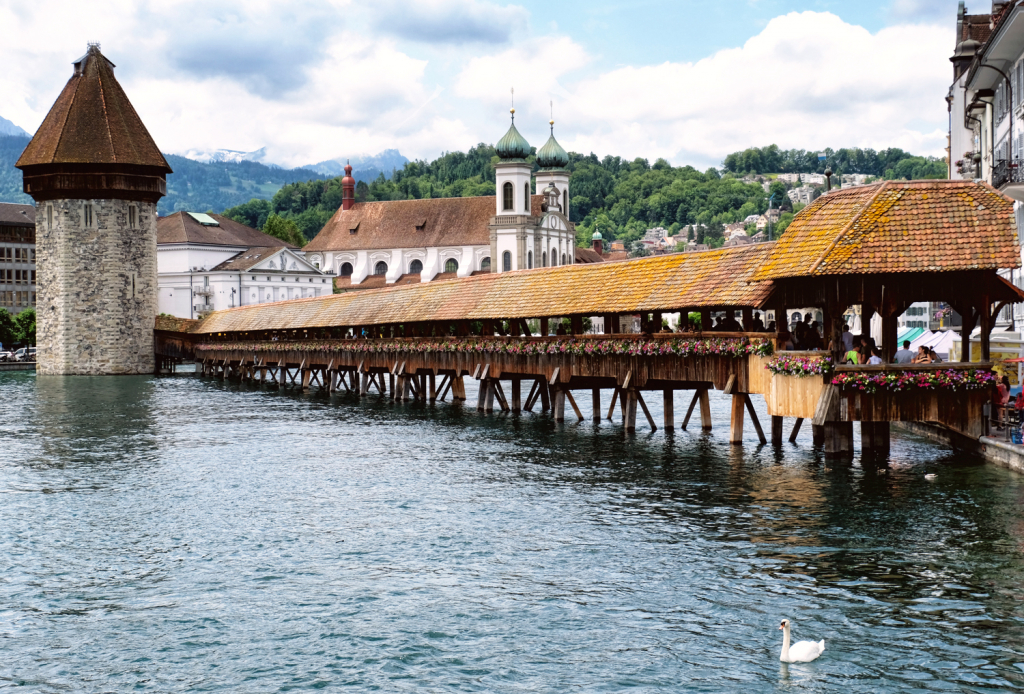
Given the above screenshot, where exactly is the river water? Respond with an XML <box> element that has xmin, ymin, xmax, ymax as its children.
<box><xmin>2</xmin><ymin>370</ymin><xmax>1024</xmax><ymax>692</ymax></box>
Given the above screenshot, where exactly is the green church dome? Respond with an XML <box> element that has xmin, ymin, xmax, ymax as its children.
<box><xmin>495</xmin><ymin>111</ymin><xmax>532</xmax><ymax>161</ymax></box>
<box><xmin>536</xmin><ymin>122</ymin><xmax>569</xmax><ymax>170</ymax></box>
<box><xmin>592</xmin><ymin>230</ymin><xmax>603</xmax><ymax>240</ymax></box>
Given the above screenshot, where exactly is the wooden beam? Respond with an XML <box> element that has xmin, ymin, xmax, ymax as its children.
<box><xmin>524</xmin><ymin>379</ymin><xmax>540</xmax><ymax>411</ymax></box>
<box><xmin>565</xmin><ymin>390</ymin><xmax>585</xmax><ymax>422</ymax></box>
<box><xmin>512</xmin><ymin>379</ymin><xmax>521</xmax><ymax>411</ymax></box>
<box><xmin>663</xmin><ymin>390</ymin><xmax>674</xmax><ymax>429</ymax></box>
<box><xmin>771</xmin><ymin>416</ymin><xmax>784</xmax><ymax>446</ymax></box>
<box><xmin>493</xmin><ymin>380</ymin><xmax>510</xmax><ymax>412</ymax></box>
<box><xmin>743</xmin><ymin>394</ymin><xmax>767</xmax><ymax>444</ymax></box>
<box><xmin>722</xmin><ymin>374</ymin><xmax>736</xmax><ymax>395</ymax></box>
<box><xmin>607</xmin><ymin>388</ymin><xmax>619</xmax><ymax>420</ymax></box>
<box><xmin>681</xmin><ymin>390</ymin><xmax>700</xmax><ymax>430</ymax></box>
<box><xmin>789</xmin><ymin>418</ymin><xmax>803</xmax><ymax>443</ymax></box>
<box><xmin>592</xmin><ymin>389</ymin><xmax>601</xmax><ymax>422</ymax></box>
<box><xmin>636</xmin><ymin>391</ymin><xmax>657</xmax><ymax>432</ymax></box>
<box><xmin>553</xmin><ymin>387</ymin><xmax>566</xmax><ymax>422</ymax></box>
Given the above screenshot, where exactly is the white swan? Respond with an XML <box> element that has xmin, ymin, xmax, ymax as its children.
<box><xmin>779</xmin><ymin>619</ymin><xmax>825</xmax><ymax>663</ymax></box>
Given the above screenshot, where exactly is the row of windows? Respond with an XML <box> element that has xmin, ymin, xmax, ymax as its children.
<box><xmin>905</xmin><ymin>306</ymin><xmax>927</xmax><ymax>316</ymax></box>
<box><xmin>0</xmin><ymin>291</ymin><xmax>34</xmax><ymax>307</ymax></box>
<box><xmin>1</xmin><ymin>269</ymin><xmax>36</xmax><ymax>284</ymax></box>
<box><xmin>1</xmin><ymin>248</ymin><xmax>35</xmax><ymax>262</ymax></box>
<box><xmin>338</xmin><ymin>249</ymin><xmax>570</xmax><ymax>278</ymax></box>
<box><xmin>42</xmin><ymin>203</ymin><xmax>141</xmax><ymax>230</ymax></box>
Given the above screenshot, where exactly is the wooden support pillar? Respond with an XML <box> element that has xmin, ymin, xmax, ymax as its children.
<box><xmin>452</xmin><ymin>375</ymin><xmax>466</xmax><ymax>401</ymax></box>
<box><xmin>389</xmin><ymin>373</ymin><xmax>396</xmax><ymax>396</ymax></box>
<box><xmin>540</xmin><ymin>317</ymin><xmax>550</xmax><ymax>336</ymax></box>
<box><xmin>700</xmin><ymin>309</ymin><xmax>711</xmax><ymax>333</ymax></box>
<box><xmin>882</xmin><ymin>313</ymin><xmax>899</xmax><ymax>363</ymax></box>
<box><xmin>624</xmin><ymin>390</ymin><xmax>638</xmax><ymax>432</ymax></box>
<box><xmin>699</xmin><ymin>388</ymin><xmax>712</xmax><ymax>431</ymax></box>
<box><xmin>663</xmin><ymin>390</ymin><xmax>674</xmax><ymax>429</ymax></box>
<box><xmin>823</xmin><ymin>421</ymin><xmax>855</xmax><ymax>457</ymax></box>
<box><xmin>812</xmin><ymin>424</ymin><xmax>824</xmax><ymax>446</ymax></box>
<box><xmin>512</xmin><ymin>379</ymin><xmax>521</xmax><ymax>412</ymax></box>
<box><xmin>789</xmin><ymin>418</ymin><xmax>804</xmax><ymax>443</ymax></box>
<box><xmin>484</xmin><ymin>380</ymin><xmax>496</xmax><ymax>413</ymax></box>
<box><xmin>539</xmin><ymin>380</ymin><xmax>551</xmax><ymax>411</ymax></box>
<box><xmin>429</xmin><ymin>372</ymin><xmax>437</xmax><ymax>402</ymax></box>
<box><xmin>602</xmin><ymin>315</ymin><xmax>613</xmax><ymax>335</ymax></box>
<box><xmin>742</xmin><ymin>308</ymin><xmax>753</xmax><ymax>332</ymax></box>
<box><xmin>302</xmin><ymin>369</ymin><xmax>311</xmax><ymax>391</ymax></box>
<box><xmin>571</xmin><ymin>315</ymin><xmax>584</xmax><ymax>335</ymax></box>
<box><xmin>278</xmin><ymin>361</ymin><xmax>286</xmax><ymax>386</ymax></box>
<box><xmin>681</xmin><ymin>389</ymin><xmax>699</xmax><ymax>430</ymax></box>
<box><xmin>980</xmin><ymin>293</ymin><xmax>992</xmax><ymax>362</ymax></box>
<box><xmin>565</xmin><ymin>390</ymin><xmax>585</xmax><ymax>422</ymax></box>
<box><xmin>861</xmin><ymin>422</ymin><xmax>891</xmax><ymax>453</ymax></box>
<box><xmin>730</xmin><ymin>393</ymin><xmax>745</xmax><ymax>445</ymax></box>
<box><xmin>636</xmin><ymin>391</ymin><xmax>657</xmax><ymax>431</ymax></box>
<box><xmin>553</xmin><ymin>386</ymin><xmax>566</xmax><ymax>422</ymax></box>
<box><xmin>592</xmin><ymin>389</ymin><xmax>601</xmax><ymax>422</ymax></box>
<box><xmin>960</xmin><ymin>305</ymin><xmax>976</xmax><ymax>363</ymax></box>
<box><xmin>771</xmin><ymin>416</ymin><xmax>784</xmax><ymax>446</ymax></box>
<box><xmin>359</xmin><ymin>372</ymin><xmax>369</xmax><ymax>396</ymax></box>
<box><xmin>652</xmin><ymin>312</ymin><xmax>662</xmax><ymax>332</ymax></box>
<box><xmin>607</xmin><ymin>388</ymin><xmax>619</xmax><ymax>420</ymax></box>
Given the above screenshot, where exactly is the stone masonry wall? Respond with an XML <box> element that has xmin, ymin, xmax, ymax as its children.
<box><xmin>36</xmin><ymin>199</ymin><xmax>157</xmax><ymax>375</ymax></box>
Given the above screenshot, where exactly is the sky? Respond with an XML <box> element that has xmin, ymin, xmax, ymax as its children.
<box><xmin>0</xmin><ymin>0</ymin><xmax>967</xmax><ymax>169</ymax></box>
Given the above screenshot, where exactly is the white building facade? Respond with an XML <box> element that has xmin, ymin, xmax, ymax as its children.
<box><xmin>157</xmin><ymin>212</ymin><xmax>328</xmax><ymax>318</ymax></box>
<box><xmin>304</xmin><ymin>115</ymin><xmax>580</xmax><ymax>287</ymax></box>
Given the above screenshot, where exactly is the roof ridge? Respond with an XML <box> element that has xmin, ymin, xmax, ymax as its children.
<box><xmin>49</xmin><ymin>68</ymin><xmax>81</xmax><ymax>165</ymax></box>
<box><xmin>807</xmin><ymin>181</ymin><xmax>891</xmax><ymax>275</ymax></box>
<box><xmin>96</xmin><ymin>61</ymin><xmax>116</xmax><ymax>163</ymax></box>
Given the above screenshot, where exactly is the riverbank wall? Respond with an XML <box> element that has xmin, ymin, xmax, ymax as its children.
<box><xmin>894</xmin><ymin>422</ymin><xmax>1024</xmax><ymax>474</ymax></box>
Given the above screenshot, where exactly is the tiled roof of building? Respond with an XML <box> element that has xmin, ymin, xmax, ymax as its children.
<box><xmin>157</xmin><ymin>212</ymin><xmax>297</xmax><ymax>248</ymax></box>
<box><xmin>16</xmin><ymin>45</ymin><xmax>171</xmax><ymax>172</ymax></box>
<box><xmin>208</xmin><ymin>247</ymin><xmax>305</xmax><ymax>272</ymax></box>
<box><xmin>0</xmin><ymin>203</ymin><xmax>35</xmax><ymax>226</ymax></box>
<box><xmin>574</xmin><ymin>247</ymin><xmax>605</xmax><ymax>264</ymax></box>
<box><xmin>305</xmin><ymin>195</ymin><xmax>544</xmax><ymax>252</ymax></box>
<box><xmin>963</xmin><ymin>14</ymin><xmax>992</xmax><ymax>44</ymax></box>
<box><xmin>193</xmin><ymin>244</ymin><xmax>774</xmax><ymax>334</ymax></box>
<box><xmin>750</xmin><ymin>180</ymin><xmax>1019</xmax><ymax>281</ymax></box>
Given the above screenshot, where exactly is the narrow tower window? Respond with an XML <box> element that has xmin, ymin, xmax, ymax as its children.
<box><xmin>502</xmin><ymin>182</ymin><xmax>514</xmax><ymax>211</ymax></box>
<box><xmin>542</xmin><ymin>252</ymin><xmax>547</xmax><ymax>267</ymax></box>
<box><xmin>46</xmin><ymin>205</ymin><xmax>53</xmax><ymax>229</ymax></box>
<box><xmin>128</xmin><ymin>205</ymin><xmax>138</xmax><ymax>229</ymax></box>
<box><xmin>83</xmin><ymin>203</ymin><xmax>94</xmax><ymax>228</ymax></box>
<box><xmin>502</xmin><ymin>251</ymin><xmax>512</xmax><ymax>272</ymax></box>
<box><xmin>525</xmin><ymin>183</ymin><xmax>530</xmax><ymax>212</ymax></box>
<box><xmin>563</xmin><ymin>191</ymin><xmax>567</xmax><ymax>215</ymax></box>
<box><xmin>527</xmin><ymin>251</ymin><xmax>533</xmax><ymax>269</ymax></box>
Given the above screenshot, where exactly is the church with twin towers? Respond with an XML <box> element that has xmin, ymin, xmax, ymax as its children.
<box><xmin>16</xmin><ymin>44</ymin><xmax>591</xmax><ymax>375</ymax></box>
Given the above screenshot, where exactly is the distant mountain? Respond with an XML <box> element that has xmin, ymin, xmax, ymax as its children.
<box><xmin>176</xmin><ymin>146</ymin><xmax>273</xmax><ymax>166</ymax></box>
<box><xmin>310</xmin><ymin>149</ymin><xmax>409</xmax><ymax>183</ymax></box>
<box><xmin>0</xmin><ymin>116</ymin><xmax>28</xmax><ymax>138</ymax></box>
<box><xmin>0</xmin><ymin>135</ymin><xmax>327</xmax><ymax>214</ymax></box>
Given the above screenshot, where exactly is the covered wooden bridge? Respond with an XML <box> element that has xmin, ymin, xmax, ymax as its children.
<box><xmin>157</xmin><ymin>180</ymin><xmax>1023</xmax><ymax>457</ymax></box>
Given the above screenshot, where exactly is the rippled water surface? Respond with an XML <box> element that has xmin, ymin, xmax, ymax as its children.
<box><xmin>2</xmin><ymin>370</ymin><xmax>1024</xmax><ymax>692</ymax></box>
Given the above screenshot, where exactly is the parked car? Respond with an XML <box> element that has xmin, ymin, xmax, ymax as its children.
<box><xmin>0</xmin><ymin>351</ymin><xmax>12</xmax><ymax>362</ymax></box>
<box><xmin>13</xmin><ymin>347</ymin><xmax>36</xmax><ymax>362</ymax></box>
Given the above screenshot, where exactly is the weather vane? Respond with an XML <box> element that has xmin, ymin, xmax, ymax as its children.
<box><xmin>510</xmin><ymin>87</ymin><xmax>515</xmax><ymax>120</ymax></box>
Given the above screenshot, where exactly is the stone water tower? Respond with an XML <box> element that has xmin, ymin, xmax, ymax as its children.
<box><xmin>16</xmin><ymin>44</ymin><xmax>172</xmax><ymax>375</ymax></box>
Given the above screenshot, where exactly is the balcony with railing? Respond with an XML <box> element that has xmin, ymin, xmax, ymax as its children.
<box><xmin>993</xmin><ymin>158</ymin><xmax>1024</xmax><ymax>194</ymax></box>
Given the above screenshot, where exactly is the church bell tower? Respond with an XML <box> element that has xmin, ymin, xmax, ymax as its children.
<box><xmin>16</xmin><ymin>44</ymin><xmax>172</xmax><ymax>375</ymax></box>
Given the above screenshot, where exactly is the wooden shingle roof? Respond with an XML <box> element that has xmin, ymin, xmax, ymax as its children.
<box><xmin>751</xmin><ymin>180</ymin><xmax>1020</xmax><ymax>281</ymax></box>
<box><xmin>304</xmin><ymin>195</ymin><xmax>544</xmax><ymax>252</ymax></box>
<box><xmin>193</xmin><ymin>244</ymin><xmax>774</xmax><ymax>334</ymax></box>
<box><xmin>17</xmin><ymin>45</ymin><xmax>171</xmax><ymax>173</ymax></box>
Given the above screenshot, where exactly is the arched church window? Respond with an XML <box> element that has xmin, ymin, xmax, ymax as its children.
<box><xmin>480</xmin><ymin>257</ymin><xmax>491</xmax><ymax>271</ymax></box>
<box><xmin>502</xmin><ymin>251</ymin><xmax>511</xmax><ymax>272</ymax></box>
<box><xmin>525</xmin><ymin>183</ymin><xmax>530</xmax><ymax>212</ymax></box>
<box><xmin>445</xmin><ymin>258</ymin><xmax>459</xmax><ymax>274</ymax></box>
<box><xmin>563</xmin><ymin>191</ymin><xmax>567</xmax><ymax>215</ymax></box>
<box><xmin>542</xmin><ymin>251</ymin><xmax>547</xmax><ymax>267</ymax></box>
<box><xmin>527</xmin><ymin>251</ymin><xmax>533</xmax><ymax>269</ymax></box>
<box><xmin>410</xmin><ymin>259</ymin><xmax>423</xmax><ymax>274</ymax></box>
<box><xmin>374</xmin><ymin>261</ymin><xmax>388</xmax><ymax>276</ymax></box>
<box><xmin>561</xmin><ymin>253</ymin><xmax>567</xmax><ymax>266</ymax></box>
<box><xmin>552</xmin><ymin>248</ymin><xmax>559</xmax><ymax>266</ymax></box>
<box><xmin>340</xmin><ymin>262</ymin><xmax>353</xmax><ymax>277</ymax></box>
<box><xmin>502</xmin><ymin>182</ymin><xmax>514</xmax><ymax>211</ymax></box>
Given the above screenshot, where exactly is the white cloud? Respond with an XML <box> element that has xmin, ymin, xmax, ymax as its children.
<box><xmin>456</xmin><ymin>12</ymin><xmax>952</xmax><ymax>167</ymax></box>
<box><xmin>371</xmin><ymin>0</ymin><xmax>529</xmax><ymax>44</ymax></box>
<box><xmin>0</xmin><ymin>3</ymin><xmax>954</xmax><ymax>172</ymax></box>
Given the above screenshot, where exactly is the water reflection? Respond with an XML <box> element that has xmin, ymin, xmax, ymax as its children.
<box><xmin>0</xmin><ymin>370</ymin><xmax>1023</xmax><ymax>692</ymax></box>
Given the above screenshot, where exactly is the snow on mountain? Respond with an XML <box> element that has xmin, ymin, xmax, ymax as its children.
<box><xmin>0</xmin><ymin>115</ymin><xmax>29</xmax><ymax>138</ymax></box>
<box><xmin>310</xmin><ymin>149</ymin><xmax>409</xmax><ymax>180</ymax></box>
<box><xmin>177</xmin><ymin>147</ymin><xmax>273</xmax><ymax>166</ymax></box>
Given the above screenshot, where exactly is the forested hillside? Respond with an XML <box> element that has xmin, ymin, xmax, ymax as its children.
<box><xmin>227</xmin><ymin>143</ymin><xmax>946</xmax><ymax>249</ymax></box>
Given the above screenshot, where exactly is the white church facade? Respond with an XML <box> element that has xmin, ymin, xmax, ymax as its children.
<box><xmin>303</xmin><ymin>113</ymin><xmax>585</xmax><ymax>288</ymax></box>
<box><xmin>157</xmin><ymin>211</ymin><xmax>328</xmax><ymax>318</ymax></box>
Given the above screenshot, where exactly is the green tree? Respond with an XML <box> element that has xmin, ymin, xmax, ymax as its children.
<box><xmin>14</xmin><ymin>307</ymin><xmax>35</xmax><ymax>346</ymax></box>
<box><xmin>262</xmin><ymin>213</ymin><xmax>307</xmax><ymax>247</ymax></box>
<box><xmin>0</xmin><ymin>308</ymin><xmax>16</xmax><ymax>348</ymax></box>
